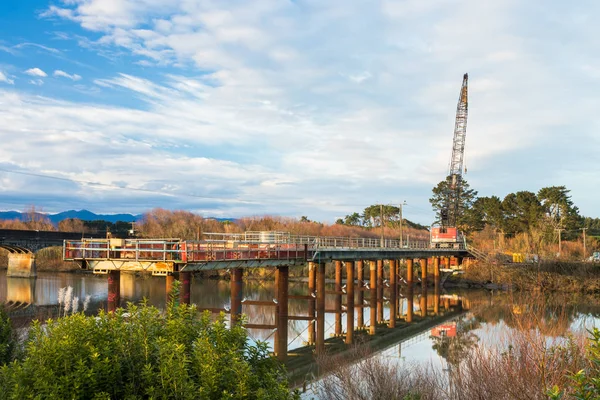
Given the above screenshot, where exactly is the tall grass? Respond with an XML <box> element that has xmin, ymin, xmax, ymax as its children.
<box><xmin>317</xmin><ymin>295</ymin><xmax>593</xmax><ymax>400</ymax></box>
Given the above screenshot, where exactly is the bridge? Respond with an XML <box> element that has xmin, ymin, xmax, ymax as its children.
<box><xmin>0</xmin><ymin>228</ymin><xmax>104</xmax><ymax>277</ymax></box>
<box><xmin>62</xmin><ymin>231</ymin><xmax>476</xmax><ymax>365</ymax></box>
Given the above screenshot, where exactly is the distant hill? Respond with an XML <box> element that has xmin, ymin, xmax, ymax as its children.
<box><xmin>0</xmin><ymin>210</ymin><xmax>140</xmax><ymax>224</ymax></box>
<box><xmin>0</xmin><ymin>209</ymin><xmax>235</xmax><ymax>225</ymax></box>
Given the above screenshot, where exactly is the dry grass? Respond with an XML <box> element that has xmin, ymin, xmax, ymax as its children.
<box><xmin>462</xmin><ymin>261</ymin><xmax>600</xmax><ymax>293</ymax></box>
<box><xmin>316</xmin><ymin>295</ymin><xmax>592</xmax><ymax>400</ymax></box>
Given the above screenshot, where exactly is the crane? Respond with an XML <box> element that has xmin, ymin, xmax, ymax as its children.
<box><xmin>431</xmin><ymin>73</ymin><xmax>469</xmax><ymax>248</ymax></box>
<box><xmin>445</xmin><ymin>72</ymin><xmax>469</xmax><ymax>227</ymax></box>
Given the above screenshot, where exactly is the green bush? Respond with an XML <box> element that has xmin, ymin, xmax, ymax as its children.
<box><xmin>0</xmin><ymin>306</ymin><xmax>15</xmax><ymax>365</ymax></box>
<box><xmin>549</xmin><ymin>328</ymin><xmax>600</xmax><ymax>399</ymax></box>
<box><xmin>0</xmin><ymin>301</ymin><xmax>298</xmax><ymax>399</ymax></box>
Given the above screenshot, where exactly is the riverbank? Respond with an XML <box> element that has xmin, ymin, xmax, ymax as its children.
<box><xmin>447</xmin><ymin>261</ymin><xmax>600</xmax><ymax>293</ymax></box>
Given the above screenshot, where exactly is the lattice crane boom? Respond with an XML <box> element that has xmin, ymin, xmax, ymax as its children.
<box><xmin>444</xmin><ymin>73</ymin><xmax>469</xmax><ymax>227</ymax></box>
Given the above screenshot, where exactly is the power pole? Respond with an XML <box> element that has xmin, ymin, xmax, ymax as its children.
<box><xmin>380</xmin><ymin>204</ymin><xmax>385</xmax><ymax>247</ymax></box>
<box><xmin>556</xmin><ymin>228</ymin><xmax>564</xmax><ymax>257</ymax></box>
<box><xmin>399</xmin><ymin>203</ymin><xmax>403</xmax><ymax>247</ymax></box>
<box><xmin>582</xmin><ymin>227</ymin><xmax>588</xmax><ymax>259</ymax></box>
<box><xmin>398</xmin><ymin>201</ymin><xmax>407</xmax><ymax>247</ymax></box>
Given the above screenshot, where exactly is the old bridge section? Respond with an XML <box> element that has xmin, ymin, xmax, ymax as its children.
<box><xmin>0</xmin><ymin>229</ymin><xmax>104</xmax><ymax>277</ymax></box>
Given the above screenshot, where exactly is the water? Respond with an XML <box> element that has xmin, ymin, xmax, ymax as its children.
<box><xmin>2</xmin><ymin>270</ymin><xmax>599</xmax><ymax>388</ymax></box>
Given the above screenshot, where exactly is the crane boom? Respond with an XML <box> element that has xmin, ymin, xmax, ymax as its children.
<box><xmin>449</xmin><ymin>73</ymin><xmax>469</xmax><ymax>180</ymax></box>
<box><xmin>446</xmin><ymin>73</ymin><xmax>469</xmax><ymax>227</ymax></box>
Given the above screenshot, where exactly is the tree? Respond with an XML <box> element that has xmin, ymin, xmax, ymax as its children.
<box><xmin>537</xmin><ymin>186</ymin><xmax>581</xmax><ymax>231</ymax></box>
<box><xmin>362</xmin><ymin>205</ymin><xmax>400</xmax><ymax>228</ymax></box>
<box><xmin>429</xmin><ymin>176</ymin><xmax>478</xmax><ymax>231</ymax></box>
<box><xmin>343</xmin><ymin>212</ymin><xmax>362</xmax><ymax>226</ymax></box>
<box><xmin>501</xmin><ymin>191</ymin><xmax>544</xmax><ymax>235</ymax></box>
<box><xmin>23</xmin><ymin>206</ymin><xmax>55</xmax><ymax>231</ymax></box>
<box><xmin>58</xmin><ymin>218</ymin><xmax>86</xmax><ymax>233</ymax></box>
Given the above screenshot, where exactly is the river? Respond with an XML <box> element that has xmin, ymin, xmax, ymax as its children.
<box><xmin>1</xmin><ymin>269</ymin><xmax>598</xmax><ymax>398</ymax></box>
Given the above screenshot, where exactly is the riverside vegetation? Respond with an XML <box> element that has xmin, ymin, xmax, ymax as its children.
<box><xmin>315</xmin><ymin>296</ymin><xmax>600</xmax><ymax>400</ymax></box>
<box><xmin>0</xmin><ymin>287</ymin><xmax>299</xmax><ymax>400</ymax></box>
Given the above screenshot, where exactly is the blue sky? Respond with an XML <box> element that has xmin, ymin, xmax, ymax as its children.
<box><xmin>0</xmin><ymin>0</ymin><xmax>598</xmax><ymax>224</ymax></box>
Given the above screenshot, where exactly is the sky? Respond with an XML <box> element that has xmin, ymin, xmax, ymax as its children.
<box><xmin>0</xmin><ymin>0</ymin><xmax>598</xmax><ymax>224</ymax></box>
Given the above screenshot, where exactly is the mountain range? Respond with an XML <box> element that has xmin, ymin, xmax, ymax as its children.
<box><xmin>0</xmin><ymin>210</ymin><xmax>142</xmax><ymax>224</ymax></box>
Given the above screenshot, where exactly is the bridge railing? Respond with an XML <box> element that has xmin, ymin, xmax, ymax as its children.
<box><xmin>64</xmin><ymin>232</ymin><xmax>467</xmax><ymax>263</ymax></box>
<box><xmin>64</xmin><ymin>239</ymin><xmax>183</xmax><ymax>262</ymax></box>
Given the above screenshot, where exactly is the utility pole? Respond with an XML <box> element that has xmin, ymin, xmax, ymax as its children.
<box><xmin>380</xmin><ymin>204</ymin><xmax>384</xmax><ymax>247</ymax></box>
<box><xmin>399</xmin><ymin>201</ymin><xmax>407</xmax><ymax>247</ymax></box>
<box><xmin>582</xmin><ymin>227</ymin><xmax>588</xmax><ymax>259</ymax></box>
<box><xmin>556</xmin><ymin>228</ymin><xmax>564</xmax><ymax>257</ymax></box>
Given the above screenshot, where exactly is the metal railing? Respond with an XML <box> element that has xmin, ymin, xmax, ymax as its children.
<box><xmin>63</xmin><ymin>231</ymin><xmax>466</xmax><ymax>263</ymax></box>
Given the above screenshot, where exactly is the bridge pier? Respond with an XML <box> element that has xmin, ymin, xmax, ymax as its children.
<box><xmin>376</xmin><ymin>259</ymin><xmax>383</xmax><ymax>324</ymax></box>
<box><xmin>275</xmin><ymin>266</ymin><xmax>289</xmax><ymax>361</ymax></box>
<box><xmin>179</xmin><ymin>271</ymin><xmax>191</xmax><ymax>305</ymax></box>
<box><xmin>420</xmin><ymin>258</ymin><xmax>428</xmax><ymax>287</ymax></box>
<box><xmin>307</xmin><ymin>262</ymin><xmax>316</xmax><ymax>345</ymax></box>
<box><xmin>406</xmin><ymin>258</ymin><xmax>414</xmax><ymax>286</ymax></box>
<box><xmin>334</xmin><ymin>261</ymin><xmax>342</xmax><ymax>336</ymax></box>
<box><xmin>230</xmin><ymin>268</ymin><xmax>243</xmax><ymax>325</ymax></box>
<box><xmin>166</xmin><ymin>274</ymin><xmax>175</xmax><ymax>303</ymax></box>
<box><xmin>6</xmin><ymin>253</ymin><xmax>37</xmax><ymax>278</ymax></box>
<box><xmin>389</xmin><ymin>259</ymin><xmax>397</xmax><ymax>328</ymax></box>
<box><xmin>406</xmin><ymin>284</ymin><xmax>413</xmax><ymax>323</ymax></box>
<box><xmin>420</xmin><ymin>285</ymin><xmax>428</xmax><ymax>317</ymax></box>
<box><xmin>107</xmin><ymin>270</ymin><xmax>121</xmax><ymax>312</ymax></box>
<box><xmin>356</xmin><ymin>260</ymin><xmax>364</xmax><ymax>329</ymax></box>
<box><xmin>316</xmin><ymin>262</ymin><xmax>326</xmax><ymax>355</ymax></box>
<box><xmin>345</xmin><ymin>261</ymin><xmax>354</xmax><ymax>344</ymax></box>
<box><xmin>369</xmin><ymin>260</ymin><xmax>377</xmax><ymax>335</ymax></box>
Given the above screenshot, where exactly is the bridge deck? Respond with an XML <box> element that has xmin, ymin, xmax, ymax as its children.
<box><xmin>63</xmin><ymin>232</ymin><xmax>471</xmax><ymax>274</ymax></box>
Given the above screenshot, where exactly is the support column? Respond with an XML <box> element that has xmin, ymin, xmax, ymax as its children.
<box><xmin>369</xmin><ymin>260</ymin><xmax>377</xmax><ymax>335</ymax></box>
<box><xmin>308</xmin><ymin>262</ymin><xmax>316</xmax><ymax>345</ymax></box>
<box><xmin>356</xmin><ymin>260</ymin><xmax>364</xmax><ymax>328</ymax></box>
<box><xmin>389</xmin><ymin>259</ymin><xmax>397</xmax><ymax>328</ymax></box>
<box><xmin>420</xmin><ymin>258</ymin><xmax>428</xmax><ymax>287</ymax></box>
<box><xmin>166</xmin><ymin>274</ymin><xmax>175</xmax><ymax>304</ymax></box>
<box><xmin>377</xmin><ymin>259</ymin><xmax>383</xmax><ymax>324</ymax></box>
<box><xmin>406</xmin><ymin>284</ymin><xmax>413</xmax><ymax>323</ymax></box>
<box><xmin>434</xmin><ymin>278</ymin><xmax>441</xmax><ymax>315</ymax></box>
<box><xmin>230</xmin><ymin>268</ymin><xmax>243</xmax><ymax>325</ymax></box>
<box><xmin>179</xmin><ymin>271</ymin><xmax>191</xmax><ymax>305</ymax></box>
<box><xmin>406</xmin><ymin>259</ymin><xmax>414</xmax><ymax>286</ymax></box>
<box><xmin>345</xmin><ymin>261</ymin><xmax>355</xmax><ymax>344</ymax></box>
<box><xmin>334</xmin><ymin>260</ymin><xmax>342</xmax><ymax>336</ymax></box>
<box><xmin>434</xmin><ymin>257</ymin><xmax>441</xmax><ymax>315</ymax></box>
<box><xmin>316</xmin><ymin>262</ymin><xmax>326</xmax><ymax>355</ymax></box>
<box><xmin>275</xmin><ymin>266</ymin><xmax>289</xmax><ymax>361</ymax></box>
<box><xmin>107</xmin><ymin>270</ymin><xmax>120</xmax><ymax>312</ymax></box>
<box><xmin>445</xmin><ymin>256</ymin><xmax>451</xmax><ymax>270</ymax></box>
<box><xmin>420</xmin><ymin>284</ymin><xmax>428</xmax><ymax>318</ymax></box>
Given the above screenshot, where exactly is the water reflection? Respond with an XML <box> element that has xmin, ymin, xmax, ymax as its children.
<box><xmin>2</xmin><ymin>270</ymin><xmax>599</xmax><ymax>357</ymax></box>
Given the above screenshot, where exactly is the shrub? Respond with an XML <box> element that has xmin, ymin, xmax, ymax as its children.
<box><xmin>0</xmin><ymin>301</ymin><xmax>298</xmax><ymax>399</ymax></box>
<box><xmin>549</xmin><ymin>328</ymin><xmax>600</xmax><ymax>399</ymax></box>
<box><xmin>0</xmin><ymin>306</ymin><xmax>15</xmax><ymax>365</ymax></box>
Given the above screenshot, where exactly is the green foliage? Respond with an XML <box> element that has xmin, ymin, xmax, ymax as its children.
<box><xmin>430</xmin><ymin>176</ymin><xmax>478</xmax><ymax>231</ymax></box>
<box><xmin>548</xmin><ymin>328</ymin><xmax>600</xmax><ymax>400</ymax></box>
<box><xmin>0</xmin><ymin>306</ymin><xmax>15</xmax><ymax>365</ymax></box>
<box><xmin>0</xmin><ymin>302</ymin><xmax>298</xmax><ymax>400</ymax></box>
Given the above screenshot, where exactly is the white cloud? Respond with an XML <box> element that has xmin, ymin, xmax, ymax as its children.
<box><xmin>28</xmin><ymin>79</ymin><xmax>44</xmax><ymax>86</ymax></box>
<box><xmin>0</xmin><ymin>71</ymin><xmax>14</xmax><ymax>85</ymax></box>
<box><xmin>53</xmin><ymin>70</ymin><xmax>82</xmax><ymax>81</ymax></box>
<box><xmin>2</xmin><ymin>0</ymin><xmax>596</xmax><ymax>221</ymax></box>
<box><xmin>24</xmin><ymin>68</ymin><xmax>47</xmax><ymax>77</ymax></box>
